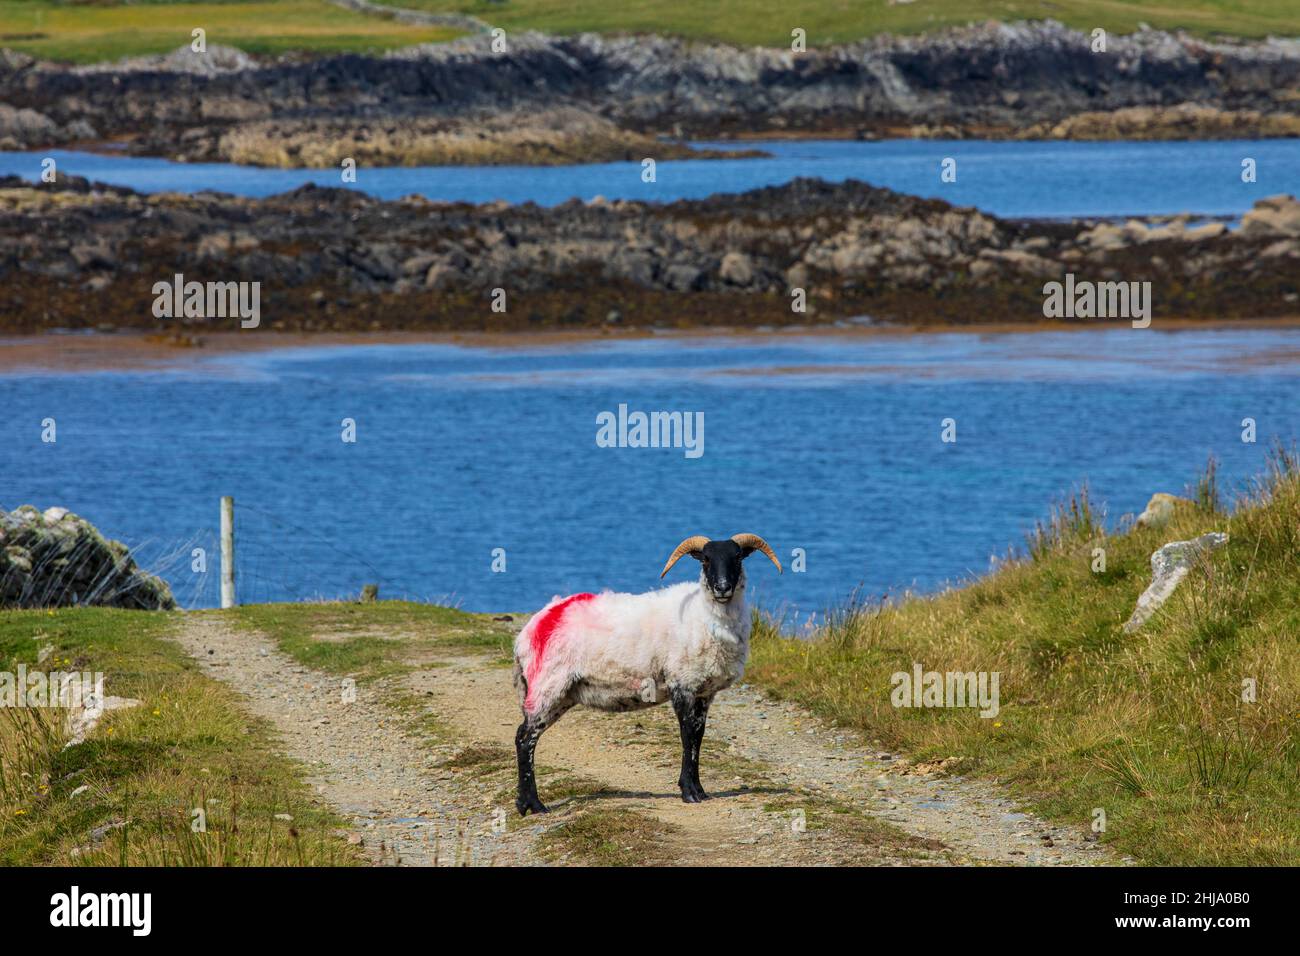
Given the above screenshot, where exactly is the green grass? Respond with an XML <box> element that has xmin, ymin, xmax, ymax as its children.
<box><xmin>227</xmin><ymin>600</ymin><xmax>516</xmax><ymax>679</ymax></box>
<box><xmin>392</xmin><ymin>0</ymin><xmax>1300</xmax><ymax>45</ymax></box>
<box><xmin>3</xmin><ymin>0</ymin><xmax>1297</xmax><ymax>64</ymax></box>
<box><xmin>0</xmin><ymin>0</ymin><xmax>461</xmax><ymax>63</ymax></box>
<box><xmin>0</xmin><ymin>608</ymin><xmax>362</xmax><ymax>865</ymax></box>
<box><xmin>748</xmin><ymin>450</ymin><xmax>1300</xmax><ymax>866</ymax></box>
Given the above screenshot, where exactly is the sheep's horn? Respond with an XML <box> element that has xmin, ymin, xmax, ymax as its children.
<box><xmin>732</xmin><ymin>533</ymin><xmax>782</xmax><ymax>574</ymax></box>
<box><xmin>660</xmin><ymin>535</ymin><xmax>711</xmax><ymax>578</ymax></box>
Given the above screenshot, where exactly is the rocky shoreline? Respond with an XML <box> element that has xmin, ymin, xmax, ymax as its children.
<box><xmin>3</xmin><ymin>173</ymin><xmax>1297</xmax><ymax>335</ymax></box>
<box><xmin>3</xmin><ymin>21</ymin><xmax>1300</xmax><ymax>167</ymax></box>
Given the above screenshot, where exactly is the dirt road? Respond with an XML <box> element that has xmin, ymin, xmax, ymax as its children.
<box><xmin>174</xmin><ymin>614</ymin><xmax>1116</xmax><ymax>866</ymax></box>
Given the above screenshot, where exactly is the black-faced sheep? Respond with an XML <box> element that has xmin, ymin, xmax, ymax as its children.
<box><xmin>512</xmin><ymin>533</ymin><xmax>781</xmax><ymax>815</ymax></box>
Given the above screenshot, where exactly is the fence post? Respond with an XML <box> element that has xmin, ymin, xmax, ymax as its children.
<box><xmin>220</xmin><ymin>496</ymin><xmax>236</xmax><ymax>609</ymax></box>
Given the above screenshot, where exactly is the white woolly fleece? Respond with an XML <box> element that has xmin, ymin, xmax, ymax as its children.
<box><xmin>515</xmin><ymin>569</ymin><xmax>752</xmax><ymax>717</ymax></box>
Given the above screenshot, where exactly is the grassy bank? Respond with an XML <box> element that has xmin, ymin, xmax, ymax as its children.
<box><xmin>4</xmin><ymin>0</ymin><xmax>1299</xmax><ymax>64</ymax></box>
<box><xmin>748</xmin><ymin>452</ymin><xmax>1300</xmax><ymax>865</ymax></box>
<box><xmin>394</xmin><ymin>0</ymin><xmax>1300</xmax><ymax>45</ymax></box>
<box><xmin>0</xmin><ymin>0</ymin><xmax>459</xmax><ymax>63</ymax></box>
<box><xmin>227</xmin><ymin>600</ymin><xmax>515</xmax><ymax>677</ymax></box>
<box><xmin>0</xmin><ymin>608</ymin><xmax>361</xmax><ymax>865</ymax></box>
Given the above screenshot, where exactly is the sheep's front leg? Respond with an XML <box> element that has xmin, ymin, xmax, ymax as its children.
<box><xmin>672</xmin><ymin>689</ymin><xmax>711</xmax><ymax>803</ymax></box>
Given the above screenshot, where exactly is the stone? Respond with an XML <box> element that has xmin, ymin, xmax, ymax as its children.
<box><xmin>1240</xmin><ymin>194</ymin><xmax>1300</xmax><ymax>237</ymax></box>
<box><xmin>718</xmin><ymin>251</ymin><xmax>755</xmax><ymax>286</ymax></box>
<box><xmin>65</xmin><ymin>696</ymin><xmax>144</xmax><ymax>748</ymax></box>
<box><xmin>1077</xmin><ymin>223</ymin><xmax>1127</xmax><ymax>250</ymax></box>
<box><xmin>1134</xmin><ymin>492</ymin><xmax>1190</xmax><ymax>529</ymax></box>
<box><xmin>1182</xmin><ymin>222</ymin><xmax>1226</xmax><ymax>242</ymax></box>
<box><xmin>978</xmin><ymin>248</ymin><xmax>1057</xmax><ymax>277</ymax></box>
<box><xmin>1123</xmin><ymin>532</ymin><xmax>1229</xmax><ymax>633</ymax></box>
<box><xmin>663</xmin><ymin>263</ymin><xmax>703</xmax><ymax>291</ymax></box>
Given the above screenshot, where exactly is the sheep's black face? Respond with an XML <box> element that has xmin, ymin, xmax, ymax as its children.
<box><xmin>696</xmin><ymin>540</ymin><xmax>746</xmax><ymax>604</ymax></box>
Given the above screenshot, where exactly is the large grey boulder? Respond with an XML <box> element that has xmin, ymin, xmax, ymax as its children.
<box><xmin>0</xmin><ymin>505</ymin><xmax>175</xmax><ymax>610</ymax></box>
<box><xmin>1123</xmin><ymin>532</ymin><xmax>1228</xmax><ymax>633</ymax></box>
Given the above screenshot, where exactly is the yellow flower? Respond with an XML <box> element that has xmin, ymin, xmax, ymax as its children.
<box><xmin>993</xmin><ymin>721</ymin><xmax>1003</xmax><ymax>728</ymax></box>
<box><xmin>14</xmin><ymin>809</ymin><xmax>26</xmax><ymax>816</ymax></box>
<box><xmin>152</xmin><ymin>709</ymin><xmax>161</xmax><ymax>716</ymax></box>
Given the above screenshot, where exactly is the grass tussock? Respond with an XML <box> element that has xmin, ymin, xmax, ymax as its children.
<box><xmin>441</xmin><ymin>744</ymin><xmax>514</xmax><ymax>778</ymax></box>
<box><xmin>764</xmin><ymin>793</ymin><xmax>947</xmax><ymax>861</ymax></box>
<box><xmin>537</xmin><ymin>807</ymin><xmax>678</xmax><ymax>866</ymax></box>
<box><xmin>748</xmin><ymin>449</ymin><xmax>1300</xmax><ymax>865</ymax></box>
<box><xmin>0</xmin><ymin>608</ymin><xmax>360</xmax><ymax>866</ymax></box>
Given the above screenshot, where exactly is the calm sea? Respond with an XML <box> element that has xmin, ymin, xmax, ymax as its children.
<box><xmin>3</xmin><ymin>328</ymin><xmax>1297</xmax><ymax>615</ymax></box>
<box><xmin>3</xmin><ymin>138</ymin><xmax>1298</xmax><ymax>218</ymax></box>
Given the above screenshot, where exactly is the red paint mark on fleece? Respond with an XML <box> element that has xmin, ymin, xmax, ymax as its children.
<box><xmin>524</xmin><ymin>592</ymin><xmax>595</xmax><ymax>711</ymax></box>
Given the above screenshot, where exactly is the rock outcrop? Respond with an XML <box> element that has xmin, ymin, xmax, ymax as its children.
<box><xmin>0</xmin><ymin>506</ymin><xmax>176</xmax><ymax>610</ymax></box>
<box><xmin>1</xmin><ymin>175</ymin><xmax>1296</xmax><ymax>334</ymax></box>
<box><xmin>207</xmin><ymin>107</ymin><xmax>757</xmax><ymax>167</ymax></box>
<box><xmin>1134</xmin><ymin>493</ymin><xmax>1193</xmax><ymax>529</ymax></box>
<box><xmin>2</xmin><ymin>22</ymin><xmax>1299</xmax><ymax>164</ymax></box>
<box><xmin>1123</xmin><ymin>532</ymin><xmax>1229</xmax><ymax>633</ymax></box>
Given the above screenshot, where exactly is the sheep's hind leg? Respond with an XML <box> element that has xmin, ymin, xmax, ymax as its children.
<box><xmin>671</xmin><ymin>689</ymin><xmax>711</xmax><ymax>803</ymax></box>
<box><xmin>515</xmin><ymin>702</ymin><xmax>569</xmax><ymax>816</ymax></box>
<box><xmin>515</xmin><ymin>717</ymin><xmax>549</xmax><ymax>815</ymax></box>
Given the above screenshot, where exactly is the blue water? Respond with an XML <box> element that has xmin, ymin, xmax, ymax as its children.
<box><xmin>3</xmin><ymin>327</ymin><xmax>1297</xmax><ymax>616</ymax></box>
<box><xmin>5</xmin><ymin>139</ymin><xmax>1297</xmax><ymax>217</ymax></box>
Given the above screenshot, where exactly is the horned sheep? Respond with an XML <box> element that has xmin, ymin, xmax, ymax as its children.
<box><xmin>512</xmin><ymin>533</ymin><xmax>782</xmax><ymax>815</ymax></box>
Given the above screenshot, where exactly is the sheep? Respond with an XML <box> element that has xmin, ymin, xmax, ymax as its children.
<box><xmin>512</xmin><ymin>533</ymin><xmax>781</xmax><ymax>815</ymax></box>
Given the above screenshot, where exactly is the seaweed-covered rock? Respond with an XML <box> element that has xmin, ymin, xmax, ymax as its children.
<box><xmin>0</xmin><ymin>506</ymin><xmax>175</xmax><ymax>610</ymax></box>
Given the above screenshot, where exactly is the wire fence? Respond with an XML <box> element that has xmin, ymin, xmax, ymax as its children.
<box><xmin>225</xmin><ymin>500</ymin><xmax>457</xmax><ymax>608</ymax></box>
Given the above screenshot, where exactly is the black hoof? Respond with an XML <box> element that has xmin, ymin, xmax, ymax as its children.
<box><xmin>679</xmin><ymin>781</ymin><xmax>709</xmax><ymax>804</ymax></box>
<box><xmin>516</xmin><ymin>796</ymin><xmax>549</xmax><ymax>816</ymax></box>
